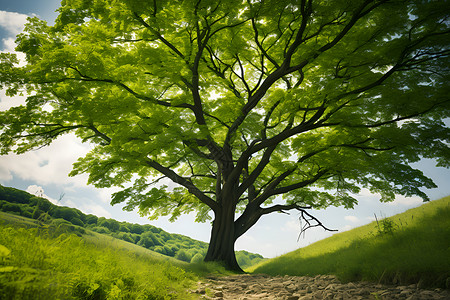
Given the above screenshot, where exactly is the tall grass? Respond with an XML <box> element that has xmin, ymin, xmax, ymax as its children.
<box><xmin>0</xmin><ymin>223</ymin><xmax>199</xmax><ymax>299</ymax></box>
<box><xmin>250</xmin><ymin>196</ymin><xmax>450</xmax><ymax>288</ymax></box>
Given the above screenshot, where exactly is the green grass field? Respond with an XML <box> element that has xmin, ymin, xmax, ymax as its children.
<box><xmin>250</xmin><ymin>196</ymin><xmax>450</xmax><ymax>288</ymax></box>
<box><xmin>2</xmin><ymin>196</ymin><xmax>449</xmax><ymax>299</ymax></box>
<box><xmin>0</xmin><ymin>212</ymin><xmax>234</xmax><ymax>300</ymax></box>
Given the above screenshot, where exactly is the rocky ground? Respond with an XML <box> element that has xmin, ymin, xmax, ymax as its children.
<box><xmin>191</xmin><ymin>274</ymin><xmax>450</xmax><ymax>300</ymax></box>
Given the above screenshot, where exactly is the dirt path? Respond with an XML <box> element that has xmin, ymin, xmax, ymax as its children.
<box><xmin>191</xmin><ymin>274</ymin><xmax>449</xmax><ymax>299</ymax></box>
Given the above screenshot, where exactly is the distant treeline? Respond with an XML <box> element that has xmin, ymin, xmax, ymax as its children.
<box><xmin>0</xmin><ymin>185</ymin><xmax>264</xmax><ymax>268</ymax></box>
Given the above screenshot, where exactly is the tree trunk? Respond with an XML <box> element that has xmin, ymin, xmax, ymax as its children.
<box><xmin>204</xmin><ymin>203</ymin><xmax>243</xmax><ymax>272</ymax></box>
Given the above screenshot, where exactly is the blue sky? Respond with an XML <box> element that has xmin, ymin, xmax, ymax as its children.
<box><xmin>0</xmin><ymin>1</ymin><xmax>449</xmax><ymax>258</ymax></box>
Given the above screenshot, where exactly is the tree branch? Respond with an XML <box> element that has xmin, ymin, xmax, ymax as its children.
<box><xmin>133</xmin><ymin>13</ymin><xmax>185</xmax><ymax>59</ymax></box>
<box><xmin>144</xmin><ymin>158</ymin><xmax>218</xmax><ymax>211</ymax></box>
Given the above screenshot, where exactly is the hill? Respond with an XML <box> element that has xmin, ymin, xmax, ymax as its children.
<box><xmin>0</xmin><ymin>212</ymin><xmax>227</xmax><ymax>299</ymax></box>
<box><xmin>249</xmin><ymin>196</ymin><xmax>450</xmax><ymax>289</ymax></box>
<box><xmin>0</xmin><ymin>184</ymin><xmax>264</xmax><ymax>269</ymax></box>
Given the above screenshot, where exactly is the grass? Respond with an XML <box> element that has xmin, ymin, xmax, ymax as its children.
<box><xmin>0</xmin><ymin>213</ymin><xmax>235</xmax><ymax>299</ymax></box>
<box><xmin>249</xmin><ymin>196</ymin><xmax>450</xmax><ymax>288</ymax></box>
<box><xmin>3</xmin><ymin>196</ymin><xmax>448</xmax><ymax>299</ymax></box>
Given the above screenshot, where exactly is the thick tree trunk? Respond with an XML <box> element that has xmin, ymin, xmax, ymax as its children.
<box><xmin>204</xmin><ymin>203</ymin><xmax>243</xmax><ymax>272</ymax></box>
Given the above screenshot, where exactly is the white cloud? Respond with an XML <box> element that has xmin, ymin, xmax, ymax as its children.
<box><xmin>0</xmin><ymin>11</ymin><xmax>28</xmax><ymax>67</ymax></box>
<box><xmin>0</xmin><ymin>164</ymin><xmax>13</xmax><ymax>181</ymax></box>
<box><xmin>387</xmin><ymin>195</ymin><xmax>423</xmax><ymax>207</ymax></box>
<box><xmin>366</xmin><ymin>216</ymin><xmax>376</xmax><ymax>222</ymax></box>
<box><xmin>344</xmin><ymin>215</ymin><xmax>360</xmax><ymax>223</ymax></box>
<box><xmin>0</xmin><ymin>89</ymin><xmax>27</xmax><ymax>110</ymax></box>
<box><xmin>0</xmin><ymin>134</ymin><xmax>93</xmax><ymax>187</ymax></box>
<box><xmin>26</xmin><ymin>184</ymin><xmax>58</xmax><ymax>204</ymax></box>
<box><xmin>0</xmin><ymin>11</ymin><xmax>28</xmax><ymax>36</ymax></box>
<box><xmin>96</xmin><ymin>187</ymin><xmax>119</xmax><ymax>204</ymax></box>
<box><xmin>340</xmin><ymin>224</ymin><xmax>354</xmax><ymax>232</ymax></box>
<box><xmin>282</xmin><ymin>217</ymin><xmax>300</xmax><ymax>232</ymax></box>
<box><xmin>80</xmin><ymin>203</ymin><xmax>112</xmax><ymax>218</ymax></box>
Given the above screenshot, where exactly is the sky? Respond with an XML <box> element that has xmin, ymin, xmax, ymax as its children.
<box><xmin>0</xmin><ymin>1</ymin><xmax>449</xmax><ymax>259</ymax></box>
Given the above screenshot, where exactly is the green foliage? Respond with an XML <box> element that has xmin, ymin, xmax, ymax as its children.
<box><xmin>50</xmin><ymin>207</ymin><xmax>81</xmax><ymax>223</ymax></box>
<box><xmin>0</xmin><ymin>185</ymin><xmax>264</xmax><ymax>267</ymax></box>
<box><xmin>129</xmin><ymin>223</ymin><xmax>144</xmax><ymax>234</ymax></box>
<box><xmin>30</xmin><ymin>197</ymin><xmax>52</xmax><ymax>212</ymax></box>
<box><xmin>0</xmin><ymin>223</ymin><xmax>197</xmax><ymax>299</ymax></box>
<box><xmin>85</xmin><ymin>214</ymin><xmax>98</xmax><ymax>225</ymax></box>
<box><xmin>236</xmin><ymin>250</ymin><xmax>265</xmax><ymax>270</ymax></box>
<box><xmin>1</xmin><ymin>203</ymin><xmax>23</xmax><ymax>214</ymax></box>
<box><xmin>0</xmin><ymin>186</ymin><xmax>34</xmax><ymax>205</ymax></box>
<box><xmin>0</xmin><ymin>0</ymin><xmax>448</xmax><ymax>236</ymax></box>
<box><xmin>98</xmin><ymin>218</ymin><xmax>120</xmax><ymax>232</ymax></box>
<box><xmin>1</xmin><ymin>0</ymin><xmax>449</xmax><ymax>270</ymax></box>
<box><xmin>251</xmin><ymin>196</ymin><xmax>450</xmax><ymax>288</ymax></box>
<box><xmin>190</xmin><ymin>253</ymin><xmax>203</xmax><ymax>264</ymax></box>
<box><xmin>375</xmin><ymin>215</ymin><xmax>398</xmax><ymax>235</ymax></box>
<box><xmin>91</xmin><ymin>226</ymin><xmax>111</xmax><ymax>234</ymax></box>
<box><xmin>175</xmin><ymin>249</ymin><xmax>192</xmax><ymax>263</ymax></box>
<box><xmin>70</xmin><ymin>217</ymin><xmax>85</xmax><ymax>227</ymax></box>
<box><xmin>118</xmin><ymin>224</ymin><xmax>130</xmax><ymax>232</ymax></box>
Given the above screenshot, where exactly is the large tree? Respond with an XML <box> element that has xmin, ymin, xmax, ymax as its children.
<box><xmin>1</xmin><ymin>0</ymin><xmax>449</xmax><ymax>271</ymax></box>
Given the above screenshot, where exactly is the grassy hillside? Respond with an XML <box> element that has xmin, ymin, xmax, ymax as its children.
<box><xmin>0</xmin><ymin>184</ymin><xmax>265</xmax><ymax>269</ymax></box>
<box><xmin>0</xmin><ymin>211</ymin><xmax>237</xmax><ymax>299</ymax></box>
<box><xmin>0</xmin><ymin>222</ymin><xmax>194</xmax><ymax>299</ymax></box>
<box><xmin>250</xmin><ymin>196</ymin><xmax>450</xmax><ymax>288</ymax></box>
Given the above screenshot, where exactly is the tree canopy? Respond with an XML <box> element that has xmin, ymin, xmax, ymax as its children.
<box><xmin>1</xmin><ymin>0</ymin><xmax>449</xmax><ymax>270</ymax></box>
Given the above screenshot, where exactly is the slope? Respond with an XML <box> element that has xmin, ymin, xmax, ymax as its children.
<box><xmin>250</xmin><ymin>196</ymin><xmax>450</xmax><ymax>288</ymax></box>
<box><xmin>0</xmin><ymin>184</ymin><xmax>265</xmax><ymax>268</ymax></box>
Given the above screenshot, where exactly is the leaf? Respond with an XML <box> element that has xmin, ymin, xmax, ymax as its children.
<box><xmin>0</xmin><ymin>266</ymin><xmax>15</xmax><ymax>272</ymax></box>
<box><xmin>0</xmin><ymin>244</ymin><xmax>11</xmax><ymax>257</ymax></box>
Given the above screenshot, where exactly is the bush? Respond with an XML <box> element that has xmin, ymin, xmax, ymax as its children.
<box><xmin>50</xmin><ymin>207</ymin><xmax>80</xmax><ymax>223</ymax></box>
<box><xmin>237</xmin><ymin>254</ymin><xmax>251</xmax><ymax>269</ymax></box>
<box><xmin>175</xmin><ymin>249</ymin><xmax>192</xmax><ymax>263</ymax></box>
<box><xmin>130</xmin><ymin>224</ymin><xmax>144</xmax><ymax>234</ymax></box>
<box><xmin>51</xmin><ymin>218</ymin><xmax>72</xmax><ymax>226</ymax></box>
<box><xmin>130</xmin><ymin>233</ymin><xmax>141</xmax><ymax>243</ymax></box>
<box><xmin>154</xmin><ymin>246</ymin><xmax>167</xmax><ymax>255</ymax></box>
<box><xmin>98</xmin><ymin>219</ymin><xmax>120</xmax><ymax>232</ymax></box>
<box><xmin>138</xmin><ymin>231</ymin><xmax>162</xmax><ymax>248</ymax></box>
<box><xmin>30</xmin><ymin>197</ymin><xmax>53</xmax><ymax>212</ymax></box>
<box><xmin>32</xmin><ymin>207</ymin><xmax>44</xmax><ymax>220</ymax></box>
<box><xmin>85</xmin><ymin>214</ymin><xmax>98</xmax><ymax>225</ymax></box>
<box><xmin>70</xmin><ymin>217</ymin><xmax>85</xmax><ymax>227</ymax></box>
<box><xmin>2</xmin><ymin>203</ymin><xmax>22</xmax><ymax>213</ymax></box>
<box><xmin>117</xmin><ymin>232</ymin><xmax>135</xmax><ymax>243</ymax></box>
<box><xmin>49</xmin><ymin>219</ymin><xmax>86</xmax><ymax>236</ymax></box>
<box><xmin>190</xmin><ymin>253</ymin><xmax>204</xmax><ymax>263</ymax></box>
<box><xmin>119</xmin><ymin>224</ymin><xmax>130</xmax><ymax>232</ymax></box>
<box><xmin>91</xmin><ymin>226</ymin><xmax>111</xmax><ymax>234</ymax></box>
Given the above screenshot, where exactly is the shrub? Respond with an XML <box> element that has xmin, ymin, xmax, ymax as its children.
<box><xmin>376</xmin><ymin>217</ymin><xmax>398</xmax><ymax>235</ymax></box>
<box><xmin>137</xmin><ymin>234</ymin><xmax>155</xmax><ymax>248</ymax></box>
<box><xmin>91</xmin><ymin>226</ymin><xmax>111</xmax><ymax>234</ymax></box>
<box><xmin>2</xmin><ymin>203</ymin><xmax>22</xmax><ymax>213</ymax></box>
<box><xmin>130</xmin><ymin>224</ymin><xmax>144</xmax><ymax>234</ymax></box>
<box><xmin>175</xmin><ymin>249</ymin><xmax>192</xmax><ymax>263</ymax></box>
<box><xmin>50</xmin><ymin>207</ymin><xmax>79</xmax><ymax>223</ymax></box>
<box><xmin>154</xmin><ymin>246</ymin><xmax>167</xmax><ymax>255</ymax></box>
<box><xmin>117</xmin><ymin>232</ymin><xmax>134</xmax><ymax>243</ymax></box>
<box><xmin>85</xmin><ymin>214</ymin><xmax>98</xmax><ymax>225</ymax></box>
<box><xmin>190</xmin><ymin>253</ymin><xmax>204</xmax><ymax>263</ymax></box>
<box><xmin>70</xmin><ymin>217</ymin><xmax>85</xmax><ymax>227</ymax></box>
<box><xmin>98</xmin><ymin>219</ymin><xmax>120</xmax><ymax>232</ymax></box>
<box><xmin>119</xmin><ymin>224</ymin><xmax>130</xmax><ymax>232</ymax></box>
